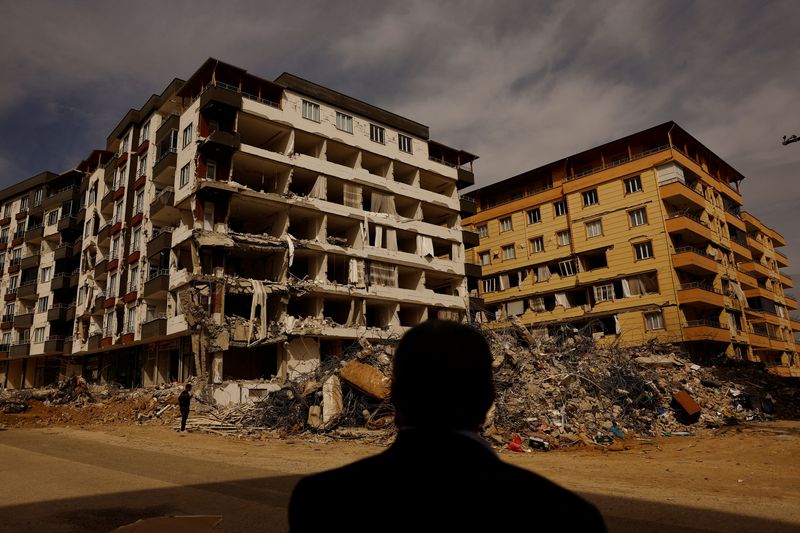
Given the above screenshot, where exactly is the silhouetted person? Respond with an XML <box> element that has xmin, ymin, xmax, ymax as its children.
<box><xmin>178</xmin><ymin>383</ymin><xmax>192</xmax><ymax>433</ymax></box>
<box><xmin>289</xmin><ymin>320</ymin><xmax>606</xmax><ymax>532</ymax></box>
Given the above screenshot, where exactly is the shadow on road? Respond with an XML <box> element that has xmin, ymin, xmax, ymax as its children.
<box><xmin>0</xmin><ymin>474</ymin><xmax>797</xmax><ymax>533</ymax></box>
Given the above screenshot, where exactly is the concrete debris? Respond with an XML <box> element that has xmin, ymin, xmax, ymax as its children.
<box><xmin>339</xmin><ymin>360</ymin><xmax>391</xmax><ymax>400</ymax></box>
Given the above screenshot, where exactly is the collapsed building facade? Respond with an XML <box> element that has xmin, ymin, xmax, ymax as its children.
<box><xmin>0</xmin><ymin>59</ymin><xmax>480</xmax><ymax>398</ymax></box>
<box><xmin>464</xmin><ymin>122</ymin><xmax>800</xmax><ymax>376</ymax></box>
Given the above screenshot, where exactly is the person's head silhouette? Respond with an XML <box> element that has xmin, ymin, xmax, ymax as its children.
<box><xmin>391</xmin><ymin>320</ymin><xmax>495</xmax><ymax>431</ymax></box>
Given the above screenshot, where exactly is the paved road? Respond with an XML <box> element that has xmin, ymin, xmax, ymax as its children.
<box><xmin>0</xmin><ymin>427</ymin><xmax>797</xmax><ymax>532</ymax></box>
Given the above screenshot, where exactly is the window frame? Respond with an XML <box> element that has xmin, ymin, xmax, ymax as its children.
<box><xmin>582</xmin><ymin>189</ymin><xmax>598</xmax><ymax>207</ymax></box>
<box><xmin>530</xmin><ymin>236</ymin><xmax>544</xmax><ymax>253</ymax></box>
<box><xmin>179</xmin><ymin>163</ymin><xmax>191</xmax><ymax>188</ymax></box>
<box><xmin>369</xmin><ymin>124</ymin><xmax>386</xmax><ymax>144</ymax></box>
<box><xmin>585</xmin><ymin>219</ymin><xmax>603</xmax><ymax>238</ymax></box>
<box><xmin>301</xmin><ymin>100</ymin><xmax>321</xmax><ymax>122</ymax></box>
<box><xmin>554</xmin><ymin>200</ymin><xmax>567</xmax><ymax>217</ymax></box>
<box><xmin>644</xmin><ymin>311</ymin><xmax>664</xmax><ymax>331</ymax></box>
<box><xmin>628</xmin><ymin>207</ymin><xmax>648</xmax><ymax>227</ymax></box>
<box><xmin>398</xmin><ymin>134</ymin><xmax>413</xmax><ymax>153</ymax></box>
<box><xmin>527</xmin><ymin>208</ymin><xmax>541</xmax><ymax>225</ymax></box>
<box><xmin>335</xmin><ymin>112</ymin><xmax>353</xmax><ymax>133</ymax></box>
<box><xmin>181</xmin><ymin>123</ymin><xmax>193</xmax><ymax>148</ymax></box>
<box><xmin>593</xmin><ymin>283</ymin><xmax>615</xmax><ymax>302</ymax></box>
<box><xmin>479</xmin><ymin>251</ymin><xmax>491</xmax><ymax>266</ymax></box>
<box><xmin>557</xmin><ymin>230</ymin><xmax>571</xmax><ymax>247</ymax></box>
<box><xmin>499</xmin><ymin>216</ymin><xmax>513</xmax><ymax>233</ymax></box>
<box><xmin>477</xmin><ymin>225</ymin><xmax>489</xmax><ymax>238</ymax></box>
<box><xmin>624</xmin><ymin>175</ymin><xmax>642</xmax><ymax>194</ymax></box>
<box><xmin>502</xmin><ymin>244</ymin><xmax>516</xmax><ymax>260</ymax></box>
<box><xmin>634</xmin><ymin>241</ymin><xmax>654</xmax><ymax>260</ymax></box>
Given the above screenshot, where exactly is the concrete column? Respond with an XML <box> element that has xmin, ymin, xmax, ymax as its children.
<box><xmin>211</xmin><ymin>352</ymin><xmax>224</xmax><ymax>384</ymax></box>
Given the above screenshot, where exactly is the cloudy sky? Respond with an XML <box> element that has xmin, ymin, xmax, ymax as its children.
<box><xmin>1</xmin><ymin>1</ymin><xmax>799</xmax><ymax>269</ymax></box>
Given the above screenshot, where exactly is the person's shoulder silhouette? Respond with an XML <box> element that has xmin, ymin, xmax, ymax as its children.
<box><xmin>289</xmin><ymin>320</ymin><xmax>606</xmax><ymax>532</ymax></box>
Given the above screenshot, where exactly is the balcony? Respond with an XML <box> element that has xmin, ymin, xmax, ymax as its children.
<box><xmin>66</xmin><ymin>303</ymin><xmax>75</xmax><ymax>322</ymax></box>
<box><xmin>20</xmin><ymin>253</ymin><xmax>40</xmax><ymax>271</ymax></box>
<box><xmin>724</xmin><ymin>210</ymin><xmax>747</xmax><ymax>233</ymax></box>
<box><xmin>200</xmin><ymin>84</ymin><xmax>243</xmax><ymax>111</ymax></box>
<box><xmin>775</xmin><ymin>250</ymin><xmax>789</xmax><ymax>268</ymax></box>
<box><xmin>88</xmin><ymin>333</ymin><xmax>101</xmax><ymax>351</ymax></box>
<box><xmin>53</xmin><ymin>243</ymin><xmax>73</xmax><ymax>261</ymax></box>
<box><xmin>740</xmin><ymin>261</ymin><xmax>772</xmax><ymax>279</ymax></box>
<box><xmin>683</xmin><ymin>320</ymin><xmax>730</xmax><ymax>343</ymax></box>
<box><xmin>43</xmin><ymin>336</ymin><xmax>65</xmax><ymax>355</ymax></box>
<box><xmin>113</xmin><ymin>186</ymin><xmax>126</xmax><ymax>202</ymax></box>
<box><xmin>93</xmin><ymin>293</ymin><xmax>105</xmax><ymax>312</ymax></box>
<box><xmin>659</xmin><ymin>178</ymin><xmax>706</xmax><ymax>210</ymax></box>
<box><xmin>16</xmin><ymin>280</ymin><xmax>38</xmax><ymax>300</ymax></box>
<box><xmin>748</xmin><ymin>329</ymin><xmax>772</xmax><ymax>348</ymax></box>
<box><xmin>1</xmin><ymin>314</ymin><xmax>12</xmax><ymax>329</ymax></box>
<box><xmin>47</xmin><ymin>304</ymin><xmax>69</xmax><ymax>322</ymax></box>
<box><xmin>43</xmin><ymin>185</ymin><xmax>79</xmax><ymax>210</ymax></box>
<box><xmin>729</xmin><ymin>238</ymin><xmax>753</xmax><ymax>261</ymax></box>
<box><xmin>100</xmin><ymin>336</ymin><xmax>114</xmax><ymax>348</ymax></box>
<box><xmin>63</xmin><ymin>336</ymin><xmax>73</xmax><ymax>355</ymax></box>
<box><xmin>69</xmin><ymin>270</ymin><xmax>79</xmax><ymax>288</ymax></box>
<box><xmin>736</xmin><ymin>268</ymin><xmax>758</xmax><ymax>289</ymax></box>
<box><xmin>100</xmin><ymin>190</ymin><xmax>114</xmax><ymax>215</ymax></box>
<box><xmin>94</xmin><ymin>259</ymin><xmax>108</xmax><ymax>280</ymax></box>
<box><xmin>9</xmin><ymin>343</ymin><xmax>30</xmax><ymax>358</ymax></box>
<box><xmin>199</xmin><ymin>130</ymin><xmax>241</xmax><ymax>153</ymax></box>
<box><xmin>150</xmin><ymin>187</ymin><xmax>178</xmax><ymax>225</ymax></box>
<box><xmin>780</xmin><ymin>273</ymin><xmax>794</xmax><ymax>289</ymax></box>
<box><xmin>24</xmin><ymin>224</ymin><xmax>43</xmax><ymax>243</ymax></box>
<box><xmin>672</xmin><ymin>246</ymin><xmax>718</xmax><ymax>275</ymax></box>
<box><xmin>143</xmin><ymin>270</ymin><xmax>170</xmax><ymax>299</ymax></box>
<box><xmin>4</xmin><ymin>290</ymin><xmax>16</xmax><ymax>301</ymax></box>
<box><xmin>0</xmin><ymin>344</ymin><xmax>8</xmax><ymax>357</ymax></box>
<box><xmin>464</xmin><ymin>262</ymin><xmax>482</xmax><ymax>278</ymax></box>
<box><xmin>677</xmin><ymin>282</ymin><xmax>724</xmax><ymax>308</ymax></box>
<box><xmin>152</xmin><ymin>150</ymin><xmax>177</xmax><ymax>186</ymax></box>
<box><xmin>97</xmin><ymin>223</ymin><xmax>111</xmax><ymax>246</ymax></box>
<box><xmin>12</xmin><ymin>312</ymin><xmax>33</xmax><ymax>329</ymax></box>
<box><xmin>665</xmin><ymin>213</ymin><xmax>713</xmax><ymax>242</ymax></box>
<box><xmin>744</xmin><ymin>287</ymin><xmax>777</xmax><ymax>301</ymax></box>
<box><xmin>462</xmin><ymin>229</ymin><xmax>480</xmax><ymax>249</ymax></box>
<box><xmin>785</xmin><ymin>295</ymin><xmax>798</xmax><ymax>310</ymax></box>
<box><xmin>456</xmin><ymin>167</ymin><xmax>475</xmax><ymax>189</ymax></box>
<box><xmin>459</xmin><ymin>196</ymin><xmax>477</xmax><ymax>216</ymax></box>
<box><xmin>746</xmin><ymin>235</ymin><xmax>767</xmax><ymax>254</ymax></box>
<box><xmin>142</xmin><ymin>315</ymin><xmax>168</xmax><ymax>338</ymax></box>
<box><xmin>51</xmin><ymin>273</ymin><xmax>71</xmax><ymax>291</ymax></box>
<box><xmin>57</xmin><ymin>215</ymin><xmax>79</xmax><ymax>232</ymax></box>
<box><xmin>146</xmin><ymin>230</ymin><xmax>172</xmax><ymax>258</ymax></box>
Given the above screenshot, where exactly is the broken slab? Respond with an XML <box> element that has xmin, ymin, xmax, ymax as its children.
<box><xmin>322</xmin><ymin>375</ymin><xmax>343</xmax><ymax>425</ymax></box>
<box><xmin>672</xmin><ymin>390</ymin><xmax>701</xmax><ymax>419</ymax></box>
<box><xmin>635</xmin><ymin>355</ymin><xmax>680</xmax><ymax>368</ymax></box>
<box><xmin>307</xmin><ymin>405</ymin><xmax>322</xmax><ymax>428</ymax></box>
<box><xmin>339</xmin><ymin>360</ymin><xmax>391</xmax><ymax>400</ymax></box>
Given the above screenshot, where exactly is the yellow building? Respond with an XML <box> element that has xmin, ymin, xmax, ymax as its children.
<box><xmin>465</xmin><ymin>122</ymin><xmax>799</xmax><ymax>376</ymax></box>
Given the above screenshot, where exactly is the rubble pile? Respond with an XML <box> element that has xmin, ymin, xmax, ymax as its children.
<box><xmin>2</xmin><ymin>325</ymin><xmax>799</xmax><ymax>448</ymax></box>
<box><xmin>483</xmin><ymin>321</ymin><xmax>800</xmax><ymax>448</ymax></box>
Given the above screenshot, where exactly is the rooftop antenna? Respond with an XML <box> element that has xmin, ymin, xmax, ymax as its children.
<box><xmin>782</xmin><ymin>134</ymin><xmax>799</xmax><ymax>146</ymax></box>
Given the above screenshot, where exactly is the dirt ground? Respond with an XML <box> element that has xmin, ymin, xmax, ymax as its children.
<box><xmin>0</xmin><ymin>416</ymin><xmax>799</xmax><ymax>532</ymax></box>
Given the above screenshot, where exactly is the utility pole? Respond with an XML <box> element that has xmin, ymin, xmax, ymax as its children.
<box><xmin>782</xmin><ymin>134</ymin><xmax>799</xmax><ymax>146</ymax></box>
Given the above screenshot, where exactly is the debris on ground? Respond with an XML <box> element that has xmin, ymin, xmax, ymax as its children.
<box><xmin>1</xmin><ymin>324</ymin><xmax>799</xmax><ymax>450</ymax></box>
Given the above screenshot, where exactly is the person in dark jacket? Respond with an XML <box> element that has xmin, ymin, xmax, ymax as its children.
<box><xmin>178</xmin><ymin>383</ymin><xmax>192</xmax><ymax>432</ymax></box>
<box><xmin>288</xmin><ymin>320</ymin><xmax>607</xmax><ymax>532</ymax></box>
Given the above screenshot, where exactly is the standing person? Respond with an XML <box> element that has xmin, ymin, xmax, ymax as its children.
<box><xmin>178</xmin><ymin>383</ymin><xmax>192</xmax><ymax>433</ymax></box>
<box><xmin>289</xmin><ymin>320</ymin><xmax>606</xmax><ymax>532</ymax></box>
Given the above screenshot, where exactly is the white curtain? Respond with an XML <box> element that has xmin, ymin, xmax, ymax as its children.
<box><xmin>536</xmin><ymin>265</ymin><xmax>551</xmax><ymax>282</ymax></box>
<box><xmin>499</xmin><ymin>274</ymin><xmax>510</xmax><ymax>290</ymax></box>
<box><xmin>385</xmin><ymin>228</ymin><xmax>398</xmax><ymax>251</ymax></box>
<box><xmin>506</xmin><ymin>300</ymin><xmax>524</xmax><ymax>316</ymax></box>
<box><xmin>343</xmin><ymin>183</ymin><xmax>361</xmax><ymax>208</ymax></box>
<box><xmin>554</xmin><ymin>292</ymin><xmax>570</xmax><ymax>308</ymax></box>
<box><xmin>418</xmin><ymin>236</ymin><xmax>434</xmax><ymax>257</ymax></box>
<box><xmin>621</xmin><ymin>279</ymin><xmax>632</xmax><ymax>297</ymax></box>
<box><xmin>530</xmin><ymin>297</ymin><xmax>546</xmax><ymax>312</ymax></box>
<box><xmin>373</xmin><ymin>226</ymin><xmax>383</xmax><ymax>248</ymax></box>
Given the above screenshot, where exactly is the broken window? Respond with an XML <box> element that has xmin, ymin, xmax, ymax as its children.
<box><xmin>366</xmin><ymin>261</ymin><xmax>398</xmax><ymax>288</ymax></box>
<box><xmin>593</xmin><ymin>283</ymin><xmax>615</xmax><ymax>302</ymax></box>
<box><xmin>558</xmin><ymin>258</ymin><xmax>577</xmax><ymax>277</ymax></box>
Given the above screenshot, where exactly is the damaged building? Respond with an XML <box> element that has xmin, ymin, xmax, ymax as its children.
<box><xmin>0</xmin><ymin>58</ymin><xmax>480</xmax><ymax>399</ymax></box>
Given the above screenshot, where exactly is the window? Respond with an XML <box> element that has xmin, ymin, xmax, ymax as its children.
<box><xmin>4</xmin><ymin>303</ymin><xmax>13</xmax><ymax>319</ymax></box>
<box><xmin>554</xmin><ymin>200</ymin><xmax>567</xmax><ymax>217</ymax></box>
<box><xmin>108</xmin><ymin>272</ymin><xmax>118</xmax><ymax>294</ymax></box>
<box><xmin>398</xmin><ymin>134</ymin><xmax>413</xmax><ymax>153</ymax></box>
<box><xmin>111</xmin><ymin>236</ymin><xmax>120</xmax><ymax>259</ymax></box>
<box><xmin>116</xmin><ymin>167</ymin><xmax>126</xmax><ymax>189</ymax></box>
<box><xmin>624</xmin><ymin>175</ymin><xmax>642</xmax><ymax>194</ymax></box>
<box><xmin>129</xmin><ymin>266</ymin><xmax>139</xmax><ymax>292</ymax></box>
<box><xmin>182</xmin><ymin>124</ymin><xmax>193</xmax><ymax>148</ymax></box>
<box><xmin>502</xmin><ymin>245</ymin><xmax>516</xmax><ymax>260</ymax></box>
<box><xmin>138</xmin><ymin>154</ymin><xmax>148</xmax><ymax>176</ymax></box>
<box><xmin>140</xmin><ymin>120</ymin><xmax>150</xmax><ymax>143</ymax></box>
<box><xmin>114</xmin><ymin>202</ymin><xmax>123</xmax><ymax>224</ymax></box>
<box><xmin>0</xmin><ymin>228</ymin><xmax>7</xmax><ymax>243</ymax></box>
<box><xmin>499</xmin><ymin>217</ymin><xmax>513</xmax><ymax>232</ymax></box>
<box><xmin>47</xmin><ymin>210</ymin><xmax>58</xmax><ymax>226</ymax></box>
<box><xmin>78</xmin><ymin>286</ymin><xmax>85</xmax><ymax>305</ymax></box>
<box><xmin>19</xmin><ymin>196</ymin><xmax>28</xmax><ymax>212</ymax></box>
<box><xmin>302</xmin><ymin>100</ymin><xmax>320</xmax><ymax>122</ymax></box>
<box><xmin>206</xmin><ymin>159</ymin><xmax>217</xmax><ymax>180</ymax></box>
<box><xmin>3</xmin><ymin>203</ymin><xmax>10</xmax><ymax>217</ymax></box>
<box><xmin>479</xmin><ymin>251</ymin><xmax>491</xmax><ymax>266</ymax></box>
<box><xmin>37</xmin><ymin>296</ymin><xmax>49</xmax><ymax>314</ymax></box>
<box><xmin>9</xmin><ymin>276</ymin><xmax>18</xmax><ymax>292</ymax></box>
<box><xmin>105</xmin><ymin>313</ymin><xmax>115</xmax><ymax>336</ymax></box>
<box><xmin>135</xmin><ymin>190</ymin><xmax>144</xmax><ymax>214</ymax></box>
<box><xmin>530</xmin><ymin>237</ymin><xmax>544</xmax><ymax>253</ymax></box>
<box><xmin>482</xmin><ymin>278</ymin><xmax>496</xmax><ymax>293</ymax></box>
<box><xmin>629</xmin><ymin>207</ymin><xmax>647</xmax><ymax>227</ymax></box>
<box><xmin>33</xmin><ymin>189</ymin><xmax>43</xmax><ymax>207</ymax></box>
<box><xmin>527</xmin><ymin>208</ymin><xmax>541</xmax><ymax>224</ymax></box>
<box><xmin>126</xmin><ymin>307</ymin><xmax>137</xmax><ymax>332</ymax></box>
<box><xmin>477</xmin><ymin>225</ymin><xmax>488</xmax><ymax>238</ymax></box>
<box><xmin>0</xmin><ymin>252</ymin><xmax>4</xmax><ymax>270</ymax></box>
<box><xmin>335</xmin><ymin>112</ymin><xmax>353</xmax><ymax>133</ymax></box>
<box><xmin>121</xmin><ymin>134</ymin><xmax>129</xmax><ymax>153</ymax></box>
<box><xmin>585</xmin><ymin>220</ymin><xmax>603</xmax><ymax>238</ymax></box>
<box><xmin>180</xmin><ymin>163</ymin><xmax>191</xmax><ymax>188</ymax></box>
<box><xmin>2</xmin><ymin>332</ymin><xmax>10</xmax><ymax>346</ymax></box>
<box><xmin>558</xmin><ymin>258</ymin><xmax>577</xmax><ymax>277</ymax></box>
<box><xmin>33</xmin><ymin>327</ymin><xmax>45</xmax><ymax>343</ymax></box>
<box><xmin>40</xmin><ymin>266</ymin><xmax>51</xmax><ymax>283</ymax></box>
<box><xmin>594</xmin><ymin>283</ymin><xmax>615</xmax><ymax>302</ymax></box>
<box><xmin>89</xmin><ymin>184</ymin><xmax>97</xmax><ymax>206</ymax></box>
<box><xmin>582</xmin><ymin>189</ymin><xmax>598</xmax><ymax>206</ymax></box>
<box><xmin>557</xmin><ymin>230</ymin><xmax>571</xmax><ymax>246</ymax></box>
<box><xmin>644</xmin><ymin>311</ymin><xmax>664</xmax><ymax>330</ymax></box>
<box><xmin>634</xmin><ymin>241</ymin><xmax>653</xmax><ymax>260</ymax></box>
<box><xmin>369</xmin><ymin>124</ymin><xmax>385</xmax><ymax>144</ymax></box>
<box><xmin>132</xmin><ymin>228</ymin><xmax>141</xmax><ymax>253</ymax></box>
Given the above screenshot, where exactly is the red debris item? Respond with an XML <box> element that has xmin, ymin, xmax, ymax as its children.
<box><xmin>672</xmin><ymin>390</ymin><xmax>701</xmax><ymax>417</ymax></box>
<box><xmin>506</xmin><ymin>434</ymin><xmax>524</xmax><ymax>452</ymax></box>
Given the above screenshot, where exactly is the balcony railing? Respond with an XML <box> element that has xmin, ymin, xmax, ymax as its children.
<box><xmin>668</xmin><ymin>211</ymin><xmax>709</xmax><ymax>227</ymax></box>
<box><xmin>566</xmin><ymin>144</ymin><xmax>670</xmax><ymax>181</ymax></box>
<box><xmin>204</xmin><ymin>80</ymin><xmax>282</xmax><ymax>109</ymax></box>
<box><xmin>148</xmin><ymin>268</ymin><xmax>170</xmax><ymax>281</ymax></box>
<box><xmin>685</xmin><ymin>319</ymin><xmax>724</xmax><ymax>329</ymax></box>
<box><xmin>679</xmin><ymin>282</ymin><xmax>721</xmax><ymax>294</ymax></box>
<box><xmin>674</xmin><ymin>246</ymin><xmax>712</xmax><ymax>258</ymax></box>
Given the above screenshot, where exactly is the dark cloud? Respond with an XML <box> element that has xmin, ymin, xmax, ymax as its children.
<box><xmin>1</xmin><ymin>0</ymin><xmax>799</xmax><ymax>266</ymax></box>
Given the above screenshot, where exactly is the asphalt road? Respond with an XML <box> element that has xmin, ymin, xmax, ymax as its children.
<box><xmin>0</xmin><ymin>427</ymin><xmax>797</xmax><ymax>532</ymax></box>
